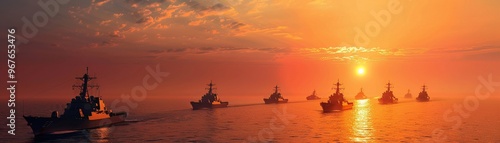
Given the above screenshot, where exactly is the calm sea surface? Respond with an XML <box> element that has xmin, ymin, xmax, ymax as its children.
<box><xmin>1</xmin><ymin>96</ymin><xmax>500</xmax><ymax>143</ymax></box>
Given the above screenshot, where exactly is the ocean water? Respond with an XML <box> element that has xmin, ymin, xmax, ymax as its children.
<box><xmin>2</xmin><ymin>96</ymin><xmax>500</xmax><ymax>143</ymax></box>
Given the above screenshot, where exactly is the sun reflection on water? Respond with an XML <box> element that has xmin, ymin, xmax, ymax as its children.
<box><xmin>351</xmin><ymin>99</ymin><xmax>373</xmax><ymax>142</ymax></box>
<box><xmin>90</xmin><ymin>127</ymin><xmax>111</xmax><ymax>142</ymax></box>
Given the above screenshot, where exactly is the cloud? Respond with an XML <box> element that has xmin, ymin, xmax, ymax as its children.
<box><xmin>245</xmin><ymin>0</ymin><xmax>268</xmax><ymax>15</ymax></box>
<box><xmin>93</xmin><ymin>0</ymin><xmax>112</xmax><ymax>7</ymax></box>
<box><xmin>99</xmin><ymin>20</ymin><xmax>112</xmax><ymax>26</ymax></box>
<box><xmin>299</xmin><ymin>46</ymin><xmax>407</xmax><ymax>62</ymax></box>
<box><xmin>119</xmin><ymin>24</ymin><xmax>127</xmax><ymax>29</ymax></box>
<box><xmin>109</xmin><ymin>30</ymin><xmax>126</xmax><ymax>38</ymax></box>
<box><xmin>125</xmin><ymin>0</ymin><xmax>169</xmax><ymax>5</ymax></box>
<box><xmin>426</xmin><ymin>46</ymin><xmax>500</xmax><ymax>54</ymax></box>
<box><xmin>423</xmin><ymin>46</ymin><xmax>500</xmax><ymax>60</ymax></box>
<box><xmin>225</xmin><ymin>21</ymin><xmax>246</xmax><ymax>30</ymax></box>
<box><xmin>154</xmin><ymin>23</ymin><xmax>169</xmax><ymax>29</ymax></box>
<box><xmin>188</xmin><ymin>19</ymin><xmax>205</xmax><ymax>26</ymax></box>
<box><xmin>186</xmin><ymin>1</ymin><xmax>234</xmax><ymax>18</ymax></box>
<box><xmin>129</xmin><ymin>2</ymin><xmax>187</xmax><ymax>31</ymax></box>
<box><xmin>146</xmin><ymin>3</ymin><xmax>162</xmax><ymax>8</ymax></box>
<box><xmin>122</xmin><ymin>26</ymin><xmax>140</xmax><ymax>32</ymax></box>
<box><xmin>144</xmin><ymin>45</ymin><xmax>292</xmax><ymax>57</ymax></box>
<box><xmin>113</xmin><ymin>13</ymin><xmax>124</xmax><ymax>18</ymax></box>
<box><xmin>87</xmin><ymin>40</ymin><xmax>118</xmax><ymax>48</ymax></box>
<box><xmin>136</xmin><ymin>16</ymin><xmax>155</xmax><ymax>24</ymax></box>
<box><xmin>147</xmin><ymin>48</ymin><xmax>187</xmax><ymax>54</ymax></box>
<box><xmin>178</xmin><ymin>9</ymin><xmax>195</xmax><ymax>17</ymax></box>
<box><xmin>160</xmin><ymin>2</ymin><xmax>187</xmax><ymax>19</ymax></box>
<box><xmin>208</xmin><ymin>29</ymin><xmax>219</xmax><ymax>34</ymax></box>
<box><xmin>135</xmin><ymin>9</ymin><xmax>153</xmax><ymax>17</ymax></box>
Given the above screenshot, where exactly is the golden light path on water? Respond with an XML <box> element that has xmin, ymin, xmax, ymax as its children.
<box><xmin>90</xmin><ymin>126</ymin><xmax>112</xmax><ymax>142</ymax></box>
<box><xmin>351</xmin><ymin>99</ymin><xmax>373</xmax><ymax>142</ymax></box>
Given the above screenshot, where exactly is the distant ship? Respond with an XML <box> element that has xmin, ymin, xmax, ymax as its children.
<box><xmin>416</xmin><ymin>85</ymin><xmax>430</xmax><ymax>102</ymax></box>
<box><xmin>320</xmin><ymin>80</ymin><xmax>353</xmax><ymax>112</ymax></box>
<box><xmin>306</xmin><ymin>90</ymin><xmax>321</xmax><ymax>100</ymax></box>
<box><xmin>190</xmin><ymin>81</ymin><xmax>229</xmax><ymax>110</ymax></box>
<box><xmin>378</xmin><ymin>81</ymin><xmax>398</xmax><ymax>104</ymax></box>
<box><xmin>404</xmin><ymin>89</ymin><xmax>412</xmax><ymax>98</ymax></box>
<box><xmin>264</xmin><ymin>85</ymin><xmax>289</xmax><ymax>104</ymax></box>
<box><xmin>23</xmin><ymin>68</ymin><xmax>127</xmax><ymax>136</ymax></box>
<box><xmin>354</xmin><ymin>88</ymin><xmax>367</xmax><ymax>100</ymax></box>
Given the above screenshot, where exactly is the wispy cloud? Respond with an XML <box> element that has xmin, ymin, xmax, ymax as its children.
<box><xmin>299</xmin><ymin>46</ymin><xmax>408</xmax><ymax>62</ymax></box>
<box><xmin>186</xmin><ymin>1</ymin><xmax>235</xmax><ymax>18</ymax></box>
<box><xmin>188</xmin><ymin>19</ymin><xmax>206</xmax><ymax>26</ymax></box>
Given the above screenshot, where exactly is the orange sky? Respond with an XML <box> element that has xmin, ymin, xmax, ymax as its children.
<box><xmin>2</xmin><ymin>0</ymin><xmax>499</xmax><ymax>102</ymax></box>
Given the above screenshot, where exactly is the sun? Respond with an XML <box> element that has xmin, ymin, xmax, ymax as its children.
<box><xmin>357</xmin><ymin>67</ymin><xmax>365</xmax><ymax>75</ymax></box>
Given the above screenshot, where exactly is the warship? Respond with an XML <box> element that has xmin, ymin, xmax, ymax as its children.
<box><xmin>416</xmin><ymin>85</ymin><xmax>430</xmax><ymax>102</ymax></box>
<box><xmin>320</xmin><ymin>80</ymin><xmax>353</xmax><ymax>112</ymax></box>
<box><xmin>354</xmin><ymin>88</ymin><xmax>367</xmax><ymax>100</ymax></box>
<box><xmin>23</xmin><ymin>68</ymin><xmax>127</xmax><ymax>136</ymax></box>
<box><xmin>264</xmin><ymin>85</ymin><xmax>289</xmax><ymax>104</ymax></box>
<box><xmin>378</xmin><ymin>82</ymin><xmax>398</xmax><ymax>104</ymax></box>
<box><xmin>306</xmin><ymin>90</ymin><xmax>321</xmax><ymax>100</ymax></box>
<box><xmin>404</xmin><ymin>89</ymin><xmax>412</xmax><ymax>98</ymax></box>
<box><xmin>190</xmin><ymin>81</ymin><xmax>229</xmax><ymax>110</ymax></box>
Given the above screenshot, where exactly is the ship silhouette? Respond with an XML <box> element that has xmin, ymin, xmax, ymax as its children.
<box><xmin>404</xmin><ymin>89</ymin><xmax>412</xmax><ymax>98</ymax></box>
<box><xmin>23</xmin><ymin>68</ymin><xmax>127</xmax><ymax>136</ymax></box>
<box><xmin>306</xmin><ymin>90</ymin><xmax>321</xmax><ymax>100</ymax></box>
<box><xmin>354</xmin><ymin>88</ymin><xmax>367</xmax><ymax>100</ymax></box>
<box><xmin>378</xmin><ymin>81</ymin><xmax>398</xmax><ymax>104</ymax></box>
<box><xmin>264</xmin><ymin>85</ymin><xmax>289</xmax><ymax>104</ymax></box>
<box><xmin>320</xmin><ymin>80</ymin><xmax>353</xmax><ymax>112</ymax></box>
<box><xmin>190</xmin><ymin>81</ymin><xmax>229</xmax><ymax>110</ymax></box>
<box><xmin>416</xmin><ymin>85</ymin><xmax>430</xmax><ymax>102</ymax></box>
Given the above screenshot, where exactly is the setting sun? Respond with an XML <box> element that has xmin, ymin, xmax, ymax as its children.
<box><xmin>357</xmin><ymin>67</ymin><xmax>365</xmax><ymax>75</ymax></box>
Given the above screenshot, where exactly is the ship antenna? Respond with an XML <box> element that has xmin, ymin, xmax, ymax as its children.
<box><xmin>386</xmin><ymin>81</ymin><xmax>392</xmax><ymax>91</ymax></box>
<box><xmin>207</xmin><ymin>80</ymin><xmax>215</xmax><ymax>94</ymax></box>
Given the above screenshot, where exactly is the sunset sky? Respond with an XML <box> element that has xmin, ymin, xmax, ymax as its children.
<box><xmin>2</xmin><ymin>0</ymin><xmax>499</xmax><ymax>103</ymax></box>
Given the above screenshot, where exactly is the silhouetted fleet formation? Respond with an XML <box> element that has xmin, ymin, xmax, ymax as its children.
<box><xmin>189</xmin><ymin>80</ymin><xmax>430</xmax><ymax>110</ymax></box>
<box><xmin>23</xmin><ymin>68</ymin><xmax>431</xmax><ymax>136</ymax></box>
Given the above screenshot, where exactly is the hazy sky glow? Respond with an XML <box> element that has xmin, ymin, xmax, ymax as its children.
<box><xmin>2</xmin><ymin>0</ymin><xmax>499</xmax><ymax>102</ymax></box>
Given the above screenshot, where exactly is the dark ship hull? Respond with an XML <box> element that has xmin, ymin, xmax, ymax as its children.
<box><xmin>190</xmin><ymin>101</ymin><xmax>228</xmax><ymax>110</ymax></box>
<box><xmin>306</xmin><ymin>96</ymin><xmax>321</xmax><ymax>100</ymax></box>
<box><xmin>263</xmin><ymin>98</ymin><xmax>288</xmax><ymax>104</ymax></box>
<box><xmin>23</xmin><ymin>112</ymin><xmax>127</xmax><ymax>136</ymax></box>
<box><xmin>416</xmin><ymin>98</ymin><xmax>430</xmax><ymax>102</ymax></box>
<box><xmin>320</xmin><ymin>102</ymin><xmax>353</xmax><ymax>112</ymax></box>
<box><xmin>378</xmin><ymin>98</ymin><xmax>398</xmax><ymax>104</ymax></box>
<box><xmin>416</xmin><ymin>95</ymin><xmax>430</xmax><ymax>102</ymax></box>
